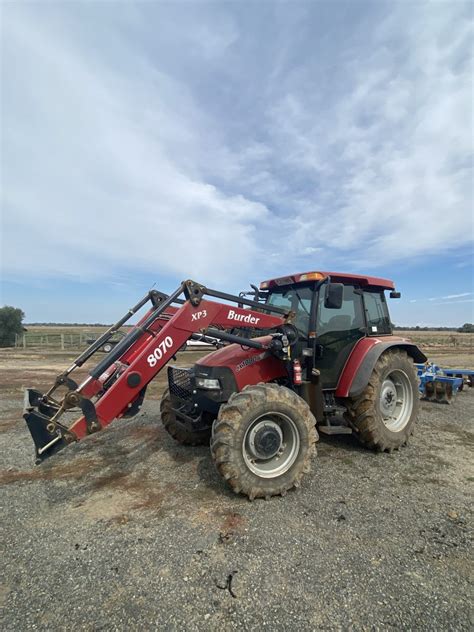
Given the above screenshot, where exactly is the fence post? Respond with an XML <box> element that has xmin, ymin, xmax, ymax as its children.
<box><xmin>23</xmin><ymin>334</ymin><xmax>26</xmax><ymax>349</ymax></box>
<box><xmin>61</xmin><ymin>334</ymin><xmax>65</xmax><ymax>351</ymax></box>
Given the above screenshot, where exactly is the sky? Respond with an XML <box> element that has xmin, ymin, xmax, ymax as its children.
<box><xmin>1</xmin><ymin>0</ymin><xmax>473</xmax><ymax>327</ymax></box>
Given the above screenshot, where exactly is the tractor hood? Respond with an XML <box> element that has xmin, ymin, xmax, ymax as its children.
<box><xmin>197</xmin><ymin>337</ymin><xmax>288</xmax><ymax>390</ymax></box>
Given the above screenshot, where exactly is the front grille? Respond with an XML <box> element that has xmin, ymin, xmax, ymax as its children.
<box><xmin>168</xmin><ymin>366</ymin><xmax>193</xmax><ymax>400</ymax></box>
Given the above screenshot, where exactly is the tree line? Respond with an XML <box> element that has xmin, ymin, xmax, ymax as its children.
<box><xmin>1</xmin><ymin>305</ymin><xmax>473</xmax><ymax>347</ymax></box>
<box><xmin>393</xmin><ymin>324</ymin><xmax>474</xmax><ymax>332</ymax></box>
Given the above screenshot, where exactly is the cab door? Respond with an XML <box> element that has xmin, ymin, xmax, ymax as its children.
<box><xmin>313</xmin><ymin>285</ymin><xmax>366</xmax><ymax>389</ymax></box>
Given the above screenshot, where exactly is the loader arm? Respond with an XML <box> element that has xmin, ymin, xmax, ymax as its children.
<box><xmin>24</xmin><ymin>279</ymin><xmax>295</xmax><ymax>462</ymax></box>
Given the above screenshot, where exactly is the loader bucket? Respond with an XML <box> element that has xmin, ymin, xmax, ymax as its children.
<box><xmin>23</xmin><ymin>389</ymin><xmax>68</xmax><ymax>463</ymax></box>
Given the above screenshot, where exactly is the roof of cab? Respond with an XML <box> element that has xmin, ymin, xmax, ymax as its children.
<box><xmin>259</xmin><ymin>271</ymin><xmax>395</xmax><ymax>290</ymax></box>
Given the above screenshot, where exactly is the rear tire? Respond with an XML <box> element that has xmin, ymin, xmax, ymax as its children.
<box><xmin>160</xmin><ymin>389</ymin><xmax>211</xmax><ymax>446</ymax></box>
<box><xmin>211</xmin><ymin>384</ymin><xmax>318</xmax><ymax>500</ymax></box>
<box><xmin>347</xmin><ymin>349</ymin><xmax>419</xmax><ymax>451</ymax></box>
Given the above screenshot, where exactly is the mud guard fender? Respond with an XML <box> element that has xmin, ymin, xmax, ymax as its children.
<box><xmin>335</xmin><ymin>338</ymin><xmax>427</xmax><ymax>399</ymax></box>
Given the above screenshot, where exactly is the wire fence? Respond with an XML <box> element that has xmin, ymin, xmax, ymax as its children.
<box><xmin>12</xmin><ymin>330</ymin><xmax>474</xmax><ymax>352</ymax></box>
<box><xmin>14</xmin><ymin>332</ymin><xmax>95</xmax><ymax>350</ymax></box>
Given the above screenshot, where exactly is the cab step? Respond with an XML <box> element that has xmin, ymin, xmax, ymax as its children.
<box><xmin>318</xmin><ymin>425</ymin><xmax>353</xmax><ymax>435</ymax></box>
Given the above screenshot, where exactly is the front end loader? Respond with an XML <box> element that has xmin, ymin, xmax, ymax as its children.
<box><xmin>24</xmin><ymin>280</ymin><xmax>300</xmax><ymax>468</ymax></box>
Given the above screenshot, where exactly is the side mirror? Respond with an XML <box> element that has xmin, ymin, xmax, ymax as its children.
<box><xmin>390</xmin><ymin>291</ymin><xmax>401</xmax><ymax>299</ymax></box>
<box><xmin>324</xmin><ymin>283</ymin><xmax>344</xmax><ymax>309</ymax></box>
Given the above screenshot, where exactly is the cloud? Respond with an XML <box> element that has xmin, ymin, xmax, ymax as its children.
<box><xmin>1</xmin><ymin>1</ymin><xmax>473</xmax><ymax>291</ymax></box>
<box><xmin>431</xmin><ymin>298</ymin><xmax>474</xmax><ymax>306</ymax></box>
<box><xmin>1</xmin><ymin>5</ymin><xmax>268</xmax><ymax>286</ymax></box>
<box><xmin>426</xmin><ymin>292</ymin><xmax>472</xmax><ymax>302</ymax></box>
<box><xmin>260</xmin><ymin>3</ymin><xmax>473</xmax><ymax>268</ymax></box>
<box><xmin>441</xmin><ymin>293</ymin><xmax>472</xmax><ymax>300</ymax></box>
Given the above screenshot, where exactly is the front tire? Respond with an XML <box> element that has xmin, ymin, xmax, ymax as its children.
<box><xmin>348</xmin><ymin>349</ymin><xmax>419</xmax><ymax>451</ymax></box>
<box><xmin>211</xmin><ymin>384</ymin><xmax>318</xmax><ymax>500</ymax></box>
<box><xmin>160</xmin><ymin>389</ymin><xmax>211</xmax><ymax>446</ymax></box>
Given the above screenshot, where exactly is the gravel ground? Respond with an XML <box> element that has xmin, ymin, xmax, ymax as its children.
<box><xmin>1</xmin><ymin>385</ymin><xmax>473</xmax><ymax>630</ymax></box>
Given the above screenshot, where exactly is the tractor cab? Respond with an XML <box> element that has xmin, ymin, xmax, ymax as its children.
<box><xmin>260</xmin><ymin>271</ymin><xmax>397</xmax><ymax>389</ymax></box>
<box><xmin>169</xmin><ymin>269</ymin><xmax>417</xmax><ymax>442</ymax></box>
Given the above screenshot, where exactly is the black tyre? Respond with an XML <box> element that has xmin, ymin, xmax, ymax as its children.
<box><xmin>160</xmin><ymin>389</ymin><xmax>211</xmax><ymax>446</ymax></box>
<box><xmin>347</xmin><ymin>349</ymin><xmax>419</xmax><ymax>451</ymax></box>
<box><xmin>211</xmin><ymin>384</ymin><xmax>318</xmax><ymax>500</ymax></box>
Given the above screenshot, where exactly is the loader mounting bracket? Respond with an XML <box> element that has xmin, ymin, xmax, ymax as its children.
<box><xmin>62</xmin><ymin>390</ymin><xmax>101</xmax><ymax>433</ymax></box>
<box><xmin>79</xmin><ymin>396</ymin><xmax>101</xmax><ymax>433</ymax></box>
<box><xmin>122</xmin><ymin>386</ymin><xmax>147</xmax><ymax>418</ymax></box>
<box><xmin>184</xmin><ymin>280</ymin><xmax>205</xmax><ymax>306</ymax></box>
<box><xmin>54</xmin><ymin>375</ymin><xmax>79</xmax><ymax>391</ymax></box>
<box><xmin>150</xmin><ymin>290</ymin><xmax>171</xmax><ymax>307</ymax></box>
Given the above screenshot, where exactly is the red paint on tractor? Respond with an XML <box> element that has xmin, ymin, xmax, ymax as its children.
<box><xmin>198</xmin><ymin>338</ymin><xmax>287</xmax><ymax>390</ymax></box>
<box><xmin>260</xmin><ymin>270</ymin><xmax>395</xmax><ymax>290</ymax></box>
<box><xmin>67</xmin><ymin>300</ymin><xmax>287</xmax><ymax>439</ymax></box>
<box><xmin>335</xmin><ymin>335</ymin><xmax>412</xmax><ymax>397</ymax></box>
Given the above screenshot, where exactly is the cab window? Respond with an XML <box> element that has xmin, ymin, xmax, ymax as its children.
<box><xmin>363</xmin><ymin>291</ymin><xmax>391</xmax><ymax>334</ymax></box>
<box><xmin>316</xmin><ymin>285</ymin><xmax>365</xmax><ymax>334</ymax></box>
<box><xmin>267</xmin><ymin>285</ymin><xmax>313</xmax><ymax>337</ymax></box>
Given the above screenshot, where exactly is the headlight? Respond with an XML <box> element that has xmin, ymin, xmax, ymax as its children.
<box><xmin>195</xmin><ymin>377</ymin><xmax>221</xmax><ymax>390</ymax></box>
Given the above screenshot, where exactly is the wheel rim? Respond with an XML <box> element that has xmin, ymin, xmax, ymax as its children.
<box><xmin>242</xmin><ymin>412</ymin><xmax>300</xmax><ymax>478</ymax></box>
<box><xmin>379</xmin><ymin>369</ymin><xmax>413</xmax><ymax>432</ymax></box>
<box><xmin>104</xmin><ymin>344</ymin><xmax>112</xmax><ymax>352</ymax></box>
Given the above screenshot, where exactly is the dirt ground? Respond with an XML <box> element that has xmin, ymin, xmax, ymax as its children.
<box><xmin>0</xmin><ymin>341</ymin><xmax>473</xmax><ymax>630</ymax></box>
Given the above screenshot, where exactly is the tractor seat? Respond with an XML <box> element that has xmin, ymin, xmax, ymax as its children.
<box><xmin>325</xmin><ymin>315</ymin><xmax>352</xmax><ymax>332</ymax></box>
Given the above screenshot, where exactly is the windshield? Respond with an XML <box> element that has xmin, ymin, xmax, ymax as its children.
<box><xmin>266</xmin><ymin>285</ymin><xmax>313</xmax><ymax>337</ymax></box>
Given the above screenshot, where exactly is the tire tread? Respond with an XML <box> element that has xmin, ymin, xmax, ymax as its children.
<box><xmin>211</xmin><ymin>384</ymin><xmax>318</xmax><ymax>499</ymax></box>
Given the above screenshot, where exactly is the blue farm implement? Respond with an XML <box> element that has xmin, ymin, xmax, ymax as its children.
<box><xmin>416</xmin><ymin>363</ymin><xmax>474</xmax><ymax>404</ymax></box>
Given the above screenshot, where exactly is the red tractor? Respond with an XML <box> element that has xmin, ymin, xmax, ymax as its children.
<box><xmin>24</xmin><ymin>271</ymin><xmax>426</xmax><ymax>500</ymax></box>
